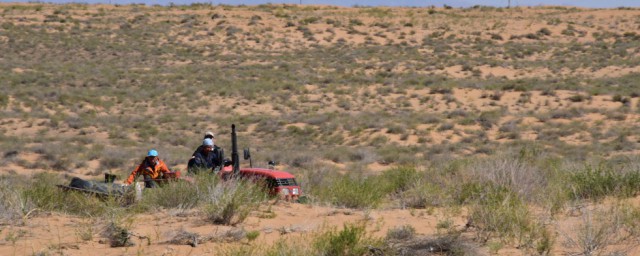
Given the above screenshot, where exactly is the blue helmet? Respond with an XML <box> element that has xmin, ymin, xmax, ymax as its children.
<box><xmin>147</xmin><ymin>149</ymin><xmax>158</xmax><ymax>157</ymax></box>
<box><xmin>203</xmin><ymin>138</ymin><xmax>214</xmax><ymax>146</ymax></box>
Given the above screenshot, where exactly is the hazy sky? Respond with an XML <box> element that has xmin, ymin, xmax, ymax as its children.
<box><xmin>1</xmin><ymin>0</ymin><xmax>639</xmax><ymax>8</ymax></box>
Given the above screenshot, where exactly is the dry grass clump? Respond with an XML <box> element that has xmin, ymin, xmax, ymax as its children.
<box><xmin>467</xmin><ymin>156</ymin><xmax>545</xmax><ymax>201</ymax></box>
<box><xmin>387</xmin><ymin>232</ymin><xmax>481</xmax><ymax>255</ymax></box>
<box><xmin>562</xmin><ymin>204</ymin><xmax>640</xmax><ymax>256</ymax></box>
<box><xmin>201</xmin><ymin>177</ymin><xmax>268</xmax><ymax>225</ymax></box>
<box><xmin>385</xmin><ymin>224</ymin><xmax>416</xmax><ymax>241</ymax></box>
<box><xmin>0</xmin><ymin>176</ymin><xmax>34</xmax><ymax>222</ymax></box>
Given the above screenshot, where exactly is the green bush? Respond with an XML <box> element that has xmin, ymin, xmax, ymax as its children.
<box><xmin>263</xmin><ymin>238</ymin><xmax>314</xmax><ymax>255</ymax></box>
<box><xmin>568</xmin><ymin>164</ymin><xmax>640</xmax><ymax>200</ymax></box>
<box><xmin>141</xmin><ymin>178</ymin><xmax>200</xmax><ymax>209</ymax></box>
<box><xmin>379</xmin><ymin>166</ymin><xmax>420</xmax><ymax>193</ymax></box>
<box><xmin>453</xmin><ymin>181</ymin><xmax>486</xmax><ymax>204</ymax></box>
<box><xmin>201</xmin><ymin>178</ymin><xmax>268</xmax><ymax>225</ymax></box>
<box><xmin>468</xmin><ymin>157</ymin><xmax>544</xmax><ymax>202</ymax></box>
<box><xmin>386</xmin><ymin>224</ymin><xmax>416</xmax><ymax>240</ymax></box>
<box><xmin>468</xmin><ymin>185</ymin><xmax>539</xmax><ymax>244</ymax></box>
<box><xmin>402</xmin><ymin>179</ymin><xmax>448</xmax><ymax>208</ymax></box>
<box><xmin>0</xmin><ymin>176</ymin><xmax>32</xmax><ymax>221</ymax></box>
<box><xmin>246</xmin><ymin>223</ymin><xmax>384</xmax><ymax>256</ymax></box>
<box><xmin>315</xmin><ymin>173</ymin><xmax>387</xmax><ymax>209</ymax></box>
<box><xmin>313</xmin><ymin>222</ymin><xmax>382</xmax><ymax>256</ymax></box>
<box><xmin>0</xmin><ymin>94</ymin><xmax>8</xmax><ymax>108</ymax></box>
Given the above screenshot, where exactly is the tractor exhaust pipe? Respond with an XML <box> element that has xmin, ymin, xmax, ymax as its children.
<box><xmin>231</xmin><ymin>124</ymin><xmax>240</xmax><ymax>175</ymax></box>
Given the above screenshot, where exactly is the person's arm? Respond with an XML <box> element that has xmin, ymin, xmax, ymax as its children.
<box><xmin>158</xmin><ymin>160</ymin><xmax>171</xmax><ymax>174</ymax></box>
<box><xmin>213</xmin><ymin>147</ymin><xmax>224</xmax><ymax>167</ymax></box>
<box><xmin>192</xmin><ymin>146</ymin><xmax>203</xmax><ymax>157</ymax></box>
<box><xmin>126</xmin><ymin>163</ymin><xmax>143</xmax><ymax>184</ymax></box>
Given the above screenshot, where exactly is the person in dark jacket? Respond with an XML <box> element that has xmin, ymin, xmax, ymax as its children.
<box><xmin>192</xmin><ymin>131</ymin><xmax>217</xmax><ymax>157</ymax></box>
<box><xmin>188</xmin><ymin>138</ymin><xmax>223</xmax><ymax>174</ymax></box>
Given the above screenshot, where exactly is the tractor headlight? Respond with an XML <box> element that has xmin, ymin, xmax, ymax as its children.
<box><xmin>281</xmin><ymin>188</ymin><xmax>290</xmax><ymax>195</ymax></box>
<box><xmin>292</xmin><ymin>188</ymin><xmax>299</xmax><ymax>195</ymax></box>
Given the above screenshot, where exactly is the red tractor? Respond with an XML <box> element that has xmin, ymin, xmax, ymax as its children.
<box><xmin>218</xmin><ymin>124</ymin><xmax>302</xmax><ymax>201</ymax></box>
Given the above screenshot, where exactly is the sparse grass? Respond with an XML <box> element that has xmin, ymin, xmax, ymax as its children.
<box><xmin>228</xmin><ymin>222</ymin><xmax>384</xmax><ymax>255</ymax></box>
<box><xmin>1</xmin><ymin>4</ymin><xmax>640</xmax><ymax>254</ymax></box>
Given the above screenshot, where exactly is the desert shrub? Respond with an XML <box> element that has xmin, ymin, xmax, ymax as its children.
<box><xmin>322</xmin><ymin>146</ymin><xmax>360</xmax><ymax>163</ymax></box>
<box><xmin>498</xmin><ymin>121</ymin><xmax>520</xmax><ymax>139</ymax></box>
<box><xmin>616</xmin><ymin>202</ymin><xmax>640</xmax><ymax>237</ymax></box>
<box><xmin>376</xmin><ymin>144</ymin><xmax>419</xmax><ymax>165</ymax></box>
<box><xmin>21</xmin><ymin>173</ymin><xmax>65</xmax><ymax>212</ymax></box>
<box><xmin>105</xmin><ymin>222</ymin><xmax>132</xmax><ymax>247</ymax></box>
<box><xmin>467</xmin><ymin>157</ymin><xmax>545</xmax><ymax>202</ymax></box>
<box><xmin>386</xmin><ymin>224</ymin><xmax>416</xmax><ymax>240</ymax></box>
<box><xmin>141</xmin><ymin>178</ymin><xmax>200</xmax><ymax>209</ymax></box>
<box><xmin>21</xmin><ymin>173</ymin><xmax>119</xmax><ymax>217</ymax></box>
<box><xmin>606</xmin><ymin>134</ymin><xmax>636</xmax><ymax>151</ymax></box>
<box><xmin>349</xmin><ymin>19</ymin><xmax>364</xmax><ymax>26</ymax></box>
<box><xmin>468</xmin><ymin>185</ymin><xmax>540</xmax><ymax>244</ymax></box>
<box><xmin>0</xmin><ymin>176</ymin><xmax>33</xmax><ymax>222</ymax></box>
<box><xmin>294</xmin><ymin>164</ymin><xmax>338</xmax><ymax>200</ymax></box>
<box><xmin>274</xmin><ymin>148</ymin><xmax>316</xmax><ymax>168</ymax></box>
<box><xmin>402</xmin><ymin>179</ymin><xmax>448</xmax><ymax>208</ymax></box>
<box><xmin>563</xmin><ymin>205</ymin><xmax>638</xmax><ymax>256</ymax></box>
<box><xmin>31</xmin><ymin>141</ymin><xmax>82</xmax><ymax>172</ymax></box>
<box><xmin>100</xmin><ymin>148</ymin><xmax>134</xmax><ymax>170</ymax></box>
<box><xmin>389</xmin><ymin>232</ymin><xmax>479</xmax><ymax>255</ymax></box>
<box><xmin>537</xmin><ymin>27</ymin><xmax>552</xmax><ymax>36</ymax></box>
<box><xmin>378</xmin><ymin>166</ymin><xmax>420</xmax><ymax>194</ymax></box>
<box><xmin>612</xmin><ymin>94</ymin><xmax>630</xmax><ymax>105</ymax></box>
<box><xmin>242</xmin><ymin>223</ymin><xmax>384</xmax><ymax>255</ymax></box>
<box><xmin>550</xmin><ymin>108</ymin><xmax>583</xmax><ymax>119</ymax></box>
<box><xmin>452</xmin><ymin>181</ymin><xmax>485</xmax><ymax>205</ymax></box>
<box><xmin>366</xmin><ymin>133</ymin><xmax>389</xmax><ymax>147</ymax></box>
<box><xmin>476</xmin><ymin>110</ymin><xmax>503</xmax><ymax>129</ymax></box>
<box><xmin>386</xmin><ymin>123</ymin><xmax>407</xmax><ymax>134</ymax></box>
<box><xmin>604</xmin><ymin>112</ymin><xmax>627</xmax><ymax>121</ymax></box>
<box><xmin>429</xmin><ymin>87</ymin><xmax>452</xmax><ymax>94</ymax></box>
<box><xmin>490</xmin><ymin>33</ymin><xmax>503</xmax><ymax>40</ymax></box>
<box><xmin>567</xmin><ymin>164</ymin><xmax>640</xmax><ymax>200</ymax></box>
<box><xmin>314</xmin><ymin>173</ymin><xmax>388</xmax><ymax>209</ymax></box>
<box><xmin>299</xmin><ymin>16</ymin><xmax>320</xmax><ymax>25</ymax></box>
<box><xmin>201</xmin><ymin>178</ymin><xmax>268</xmax><ymax>225</ymax></box>
<box><xmin>264</xmin><ymin>239</ymin><xmax>314</xmax><ymax>255</ymax></box>
<box><xmin>313</xmin><ymin>222</ymin><xmax>383</xmax><ymax>256</ymax></box>
<box><xmin>568</xmin><ymin>94</ymin><xmax>588</xmax><ymax>102</ymax></box>
<box><xmin>0</xmin><ymin>94</ymin><xmax>8</xmax><ymax>108</ymax></box>
<box><xmin>437</xmin><ymin>122</ymin><xmax>455</xmax><ymax>131</ymax></box>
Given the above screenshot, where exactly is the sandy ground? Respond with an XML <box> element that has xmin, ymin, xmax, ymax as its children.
<box><xmin>0</xmin><ymin>202</ymin><xmax>468</xmax><ymax>255</ymax></box>
<box><xmin>1</xmin><ymin>3</ymin><xmax>640</xmax><ymax>255</ymax></box>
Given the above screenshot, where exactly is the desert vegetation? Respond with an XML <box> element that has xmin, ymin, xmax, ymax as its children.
<box><xmin>1</xmin><ymin>2</ymin><xmax>640</xmax><ymax>255</ymax></box>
